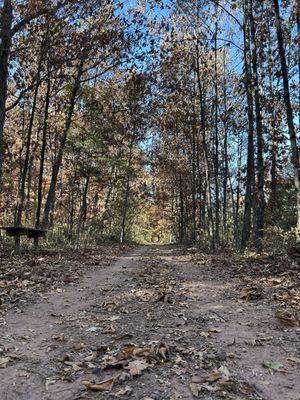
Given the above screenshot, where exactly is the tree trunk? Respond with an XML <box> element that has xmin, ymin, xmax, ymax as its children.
<box><xmin>0</xmin><ymin>0</ymin><xmax>13</xmax><ymax>186</ymax></box>
<box><xmin>273</xmin><ymin>0</ymin><xmax>300</xmax><ymax>240</ymax></box>
<box><xmin>120</xmin><ymin>137</ymin><xmax>134</xmax><ymax>244</ymax></box>
<box><xmin>297</xmin><ymin>0</ymin><xmax>300</xmax><ymax>133</ymax></box>
<box><xmin>241</xmin><ymin>0</ymin><xmax>256</xmax><ymax>249</ymax></box>
<box><xmin>249</xmin><ymin>0</ymin><xmax>265</xmax><ymax>248</ymax></box>
<box><xmin>178</xmin><ymin>172</ymin><xmax>186</xmax><ymax>243</ymax></box>
<box><xmin>15</xmin><ymin>54</ymin><xmax>43</xmax><ymax>228</ymax></box>
<box><xmin>213</xmin><ymin>18</ymin><xmax>220</xmax><ymax>247</ymax></box>
<box><xmin>195</xmin><ymin>43</ymin><xmax>214</xmax><ymax>246</ymax></box>
<box><xmin>42</xmin><ymin>60</ymin><xmax>84</xmax><ymax>229</ymax></box>
<box><xmin>222</xmin><ymin>48</ymin><xmax>229</xmax><ymax>241</ymax></box>
<box><xmin>34</xmin><ymin>66</ymin><xmax>51</xmax><ymax>248</ymax></box>
<box><xmin>191</xmin><ymin>114</ymin><xmax>197</xmax><ymax>243</ymax></box>
<box><xmin>76</xmin><ymin>175</ymin><xmax>90</xmax><ymax>247</ymax></box>
<box><xmin>35</xmin><ymin>66</ymin><xmax>51</xmax><ymax>228</ymax></box>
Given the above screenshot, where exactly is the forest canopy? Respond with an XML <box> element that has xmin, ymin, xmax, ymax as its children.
<box><xmin>0</xmin><ymin>0</ymin><xmax>299</xmax><ymax>250</ymax></box>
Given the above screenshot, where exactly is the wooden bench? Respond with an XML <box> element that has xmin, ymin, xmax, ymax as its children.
<box><xmin>0</xmin><ymin>226</ymin><xmax>47</xmax><ymax>250</ymax></box>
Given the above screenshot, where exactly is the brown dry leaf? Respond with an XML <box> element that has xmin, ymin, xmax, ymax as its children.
<box><xmin>52</xmin><ymin>333</ymin><xmax>66</xmax><ymax>342</ymax></box>
<box><xmin>81</xmin><ymin>376</ymin><xmax>116</xmax><ymax>391</ymax></box>
<box><xmin>117</xmin><ymin>343</ymin><xmax>168</xmax><ymax>362</ymax></box>
<box><xmin>209</xmin><ymin>328</ymin><xmax>222</xmax><ymax>333</ymax></box>
<box><xmin>218</xmin><ymin>365</ymin><xmax>230</xmax><ymax>379</ymax></box>
<box><xmin>0</xmin><ymin>357</ymin><xmax>11</xmax><ymax>368</ymax></box>
<box><xmin>126</xmin><ymin>359</ymin><xmax>149</xmax><ymax>376</ymax></box>
<box><xmin>158</xmin><ymin>343</ymin><xmax>169</xmax><ymax>359</ymax></box>
<box><xmin>287</xmin><ymin>357</ymin><xmax>300</xmax><ymax>364</ymax></box>
<box><xmin>275</xmin><ymin>310</ymin><xmax>299</xmax><ymax>326</ymax></box>
<box><xmin>240</xmin><ymin>286</ymin><xmax>263</xmax><ymax>300</ymax></box>
<box><xmin>63</xmin><ymin>360</ymin><xmax>83</xmax><ymax>371</ymax></box>
<box><xmin>131</xmin><ymin>347</ymin><xmax>153</xmax><ymax>358</ymax></box>
<box><xmin>73</xmin><ymin>342</ymin><xmax>85</xmax><ymax>351</ymax></box>
<box><xmin>103</xmin><ymin>325</ymin><xmax>116</xmax><ymax>334</ymax></box>
<box><xmin>199</xmin><ymin>383</ymin><xmax>217</xmax><ymax>392</ymax></box>
<box><xmin>206</xmin><ymin>370</ymin><xmax>222</xmax><ymax>383</ymax></box>
<box><xmin>200</xmin><ymin>331</ymin><xmax>210</xmax><ymax>338</ymax></box>
<box><xmin>206</xmin><ymin>365</ymin><xmax>230</xmax><ymax>384</ymax></box>
<box><xmin>84</xmin><ymin>352</ymin><xmax>97</xmax><ymax>362</ymax></box>
<box><xmin>115</xmin><ymin>386</ymin><xmax>132</xmax><ymax>396</ymax></box>
<box><xmin>189</xmin><ymin>382</ymin><xmax>199</xmax><ymax>397</ymax></box>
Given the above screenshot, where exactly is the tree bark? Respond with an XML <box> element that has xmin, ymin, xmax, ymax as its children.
<box><xmin>15</xmin><ymin>50</ymin><xmax>43</xmax><ymax>227</ymax></box>
<box><xmin>76</xmin><ymin>175</ymin><xmax>90</xmax><ymax>246</ymax></box>
<box><xmin>191</xmin><ymin>113</ymin><xmax>197</xmax><ymax>243</ymax></box>
<box><xmin>241</xmin><ymin>0</ymin><xmax>256</xmax><ymax>249</ymax></box>
<box><xmin>35</xmin><ymin>65</ymin><xmax>51</xmax><ymax>229</ymax></box>
<box><xmin>213</xmin><ymin>16</ymin><xmax>220</xmax><ymax>247</ymax></box>
<box><xmin>0</xmin><ymin>0</ymin><xmax>13</xmax><ymax>186</ymax></box>
<box><xmin>120</xmin><ymin>137</ymin><xmax>134</xmax><ymax>244</ymax></box>
<box><xmin>34</xmin><ymin>65</ymin><xmax>51</xmax><ymax>248</ymax></box>
<box><xmin>195</xmin><ymin>43</ymin><xmax>214</xmax><ymax>247</ymax></box>
<box><xmin>249</xmin><ymin>0</ymin><xmax>265</xmax><ymax>247</ymax></box>
<box><xmin>222</xmin><ymin>48</ymin><xmax>229</xmax><ymax>241</ymax></box>
<box><xmin>42</xmin><ymin>60</ymin><xmax>84</xmax><ymax>229</ymax></box>
<box><xmin>273</xmin><ymin>0</ymin><xmax>300</xmax><ymax>240</ymax></box>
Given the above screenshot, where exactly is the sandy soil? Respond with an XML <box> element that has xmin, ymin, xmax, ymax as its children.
<box><xmin>0</xmin><ymin>245</ymin><xmax>299</xmax><ymax>400</ymax></box>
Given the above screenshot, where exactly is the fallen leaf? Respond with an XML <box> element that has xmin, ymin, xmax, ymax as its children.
<box><xmin>263</xmin><ymin>360</ymin><xmax>284</xmax><ymax>373</ymax></box>
<box><xmin>287</xmin><ymin>357</ymin><xmax>300</xmax><ymax>364</ymax></box>
<box><xmin>206</xmin><ymin>370</ymin><xmax>222</xmax><ymax>382</ymax></box>
<box><xmin>126</xmin><ymin>359</ymin><xmax>149</xmax><ymax>376</ymax></box>
<box><xmin>218</xmin><ymin>365</ymin><xmax>230</xmax><ymax>378</ymax></box>
<box><xmin>189</xmin><ymin>382</ymin><xmax>199</xmax><ymax>397</ymax></box>
<box><xmin>115</xmin><ymin>385</ymin><xmax>132</xmax><ymax>396</ymax></box>
<box><xmin>276</xmin><ymin>310</ymin><xmax>299</xmax><ymax>326</ymax></box>
<box><xmin>45</xmin><ymin>378</ymin><xmax>56</xmax><ymax>391</ymax></box>
<box><xmin>86</xmin><ymin>326</ymin><xmax>101</xmax><ymax>332</ymax></box>
<box><xmin>209</xmin><ymin>328</ymin><xmax>222</xmax><ymax>333</ymax></box>
<box><xmin>81</xmin><ymin>376</ymin><xmax>116</xmax><ymax>391</ymax></box>
<box><xmin>102</xmin><ymin>325</ymin><xmax>116</xmax><ymax>334</ymax></box>
<box><xmin>0</xmin><ymin>357</ymin><xmax>11</xmax><ymax>368</ymax></box>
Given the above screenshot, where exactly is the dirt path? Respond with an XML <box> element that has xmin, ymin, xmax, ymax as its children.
<box><xmin>0</xmin><ymin>245</ymin><xmax>299</xmax><ymax>400</ymax></box>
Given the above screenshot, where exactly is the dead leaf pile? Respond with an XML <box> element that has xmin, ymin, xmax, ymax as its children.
<box><xmin>131</xmin><ymin>262</ymin><xmax>187</xmax><ymax>306</ymax></box>
<box><xmin>80</xmin><ymin>342</ymin><xmax>170</xmax><ymax>393</ymax></box>
<box><xmin>190</xmin><ymin>365</ymin><xmax>233</xmax><ymax>396</ymax></box>
<box><xmin>101</xmin><ymin>342</ymin><xmax>169</xmax><ymax>373</ymax></box>
<box><xmin>275</xmin><ymin>309</ymin><xmax>299</xmax><ymax>326</ymax></box>
<box><xmin>240</xmin><ymin>285</ymin><xmax>264</xmax><ymax>301</ymax></box>
<box><xmin>0</xmin><ymin>246</ymin><xmax>124</xmax><ymax>309</ymax></box>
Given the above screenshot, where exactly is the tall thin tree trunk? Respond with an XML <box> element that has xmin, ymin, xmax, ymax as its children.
<box><xmin>0</xmin><ymin>0</ymin><xmax>13</xmax><ymax>186</ymax></box>
<box><xmin>297</xmin><ymin>0</ymin><xmax>300</xmax><ymax>133</ymax></box>
<box><xmin>76</xmin><ymin>175</ymin><xmax>90</xmax><ymax>247</ymax></box>
<box><xmin>15</xmin><ymin>53</ymin><xmax>43</xmax><ymax>228</ymax></box>
<box><xmin>249</xmin><ymin>0</ymin><xmax>265</xmax><ymax>247</ymax></box>
<box><xmin>235</xmin><ymin>132</ymin><xmax>242</xmax><ymax>246</ymax></box>
<box><xmin>178</xmin><ymin>172</ymin><xmax>186</xmax><ymax>243</ymax></box>
<box><xmin>222</xmin><ymin>48</ymin><xmax>229</xmax><ymax>241</ymax></box>
<box><xmin>241</xmin><ymin>0</ymin><xmax>256</xmax><ymax>249</ymax></box>
<box><xmin>34</xmin><ymin>65</ymin><xmax>51</xmax><ymax>248</ymax></box>
<box><xmin>195</xmin><ymin>43</ymin><xmax>214</xmax><ymax>246</ymax></box>
<box><xmin>35</xmin><ymin>66</ymin><xmax>51</xmax><ymax>229</ymax></box>
<box><xmin>273</xmin><ymin>0</ymin><xmax>300</xmax><ymax>240</ymax></box>
<box><xmin>214</xmin><ymin>17</ymin><xmax>220</xmax><ymax>247</ymax></box>
<box><xmin>120</xmin><ymin>137</ymin><xmax>134</xmax><ymax>244</ymax></box>
<box><xmin>191</xmin><ymin>114</ymin><xmax>197</xmax><ymax>243</ymax></box>
<box><xmin>267</xmin><ymin>32</ymin><xmax>278</xmax><ymax>217</ymax></box>
<box><xmin>42</xmin><ymin>60</ymin><xmax>84</xmax><ymax>229</ymax></box>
